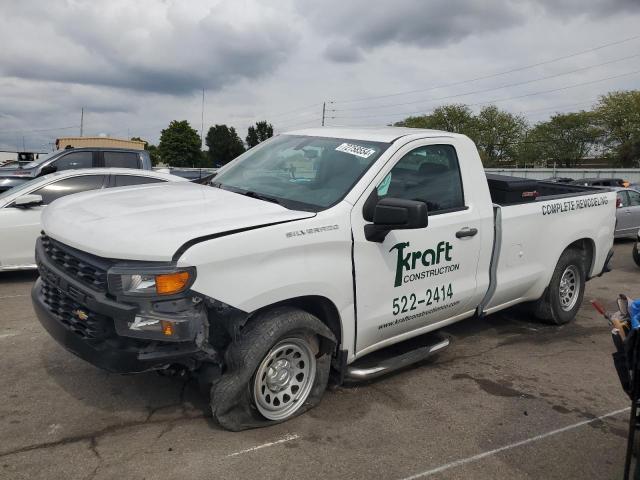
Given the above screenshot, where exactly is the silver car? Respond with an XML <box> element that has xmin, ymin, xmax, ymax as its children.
<box><xmin>615</xmin><ymin>188</ymin><xmax>640</xmax><ymax>238</ymax></box>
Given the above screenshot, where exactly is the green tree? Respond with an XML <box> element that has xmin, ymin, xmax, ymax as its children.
<box><xmin>131</xmin><ymin>136</ymin><xmax>161</xmax><ymax>166</ymax></box>
<box><xmin>206</xmin><ymin>124</ymin><xmax>245</xmax><ymax>165</ymax></box>
<box><xmin>525</xmin><ymin>112</ymin><xmax>599</xmax><ymax>168</ymax></box>
<box><xmin>595</xmin><ymin>90</ymin><xmax>640</xmax><ymax>167</ymax></box>
<box><xmin>147</xmin><ymin>144</ymin><xmax>160</xmax><ymax>166</ymax></box>
<box><xmin>246</xmin><ymin>120</ymin><xmax>274</xmax><ymax>148</ymax></box>
<box><xmin>157</xmin><ymin>120</ymin><xmax>202</xmax><ymax>167</ymax></box>
<box><xmin>474</xmin><ymin>106</ymin><xmax>527</xmax><ymax>167</ymax></box>
<box><xmin>396</xmin><ymin>104</ymin><xmax>477</xmax><ymax>137</ymax></box>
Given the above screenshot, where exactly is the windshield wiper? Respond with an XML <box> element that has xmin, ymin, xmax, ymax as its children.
<box><xmin>242</xmin><ymin>190</ymin><xmax>283</xmax><ymax>205</ymax></box>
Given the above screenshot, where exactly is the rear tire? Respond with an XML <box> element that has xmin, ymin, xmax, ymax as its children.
<box><xmin>210</xmin><ymin>307</ymin><xmax>335</xmax><ymax>431</ymax></box>
<box><xmin>532</xmin><ymin>249</ymin><xmax>586</xmax><ymax>325</ymax></box>
<box><xmin>633</xmin><ymin>242</ymin><xmax>640</xmax><ymax>268</ymax></box>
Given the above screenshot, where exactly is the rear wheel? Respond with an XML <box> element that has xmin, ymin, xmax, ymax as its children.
<box><xmin>532</xmin><ymin>249</ymin><xmax>586</xmax><ymax>325</ymax></box>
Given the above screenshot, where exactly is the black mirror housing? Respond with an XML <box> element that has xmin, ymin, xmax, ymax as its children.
<box><xmin>40</xmin><ymin>164</ymin><xmax>57</xmax><ymax>175</ymax></box>
<box><xmin>365</xmin><ymin>197</ymin><xmax>428</xmax><ymax>242</ymax></box>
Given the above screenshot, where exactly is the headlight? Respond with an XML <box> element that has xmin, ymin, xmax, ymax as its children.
<box><xmin>109</xmin><ymin>267</ymin><xmax>195</xmax><ymax>297</ymax></box>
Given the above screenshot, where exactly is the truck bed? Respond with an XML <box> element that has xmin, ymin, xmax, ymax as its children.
<box><xmin>485</xmin><ymin>173</ymin><xmax>605</xmax><ymax>206</ymax></box>
<box><xmin>481</xmin><ymin>176</ymin><xmax>616</xmax><ymax>315</ymax></box>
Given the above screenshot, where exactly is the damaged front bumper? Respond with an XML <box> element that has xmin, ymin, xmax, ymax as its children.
<box><xmin>32</xmin><ymin>236</ymin><xmax>214</xmax><ymax>373</ymax></box>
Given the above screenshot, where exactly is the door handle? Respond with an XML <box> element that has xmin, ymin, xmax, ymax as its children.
<box><xmin>456</xmin><ymin>228</ymin><xmax>478</xmax><ymax>239</ymax></box>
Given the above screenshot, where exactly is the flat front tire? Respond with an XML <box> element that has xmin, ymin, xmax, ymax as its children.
<box><xmin>532</xmin><ymin>249</ymin><xmax>586</xmax><ymax>325</ymax></box>
<box><xmin>210</xmin><ymin>307</ymin><xmax>335</xmax><ymax>431</ymax></box>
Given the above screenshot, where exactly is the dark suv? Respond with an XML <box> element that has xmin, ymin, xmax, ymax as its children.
<box><xmin>0</xmin><ymin>148</ymin><xmax>152</xmax><ymax>193</ymax></box>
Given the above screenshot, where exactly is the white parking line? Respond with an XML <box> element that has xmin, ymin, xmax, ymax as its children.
<box><xmin>226</xmin><ymin>434</ymin><xmax>300</xmax><ymax>457</ymax></box>
<box><xmin>0</xmin><ymin>294</ymin><xmax>29</xmax><ymax>300</ymax></box>
<box><xmin>0</xmin><ymin>333</ymin><xmax>19</xmax><ymax>340</ymax></box>
<box><xmin>400</xmin><ymin>407</ymin><xmax>630</xmax><ymax>479</ymax></box>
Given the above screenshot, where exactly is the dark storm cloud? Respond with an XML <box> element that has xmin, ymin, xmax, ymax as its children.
<box><xmin>0</xmin><ymin>1</ymin><xmax>298</xmax><ymax>95</ymax></box>
<box><xmin>299</xmin><ymin>0</ymin><xmax>525</xmax><ymax>61</ymax></box>
<box><xmin>324</xmin><ymin>41</ymin><xmax>364</xmax><ymax>63</ymax></box>
<box><xmin>300</xmin><ymin>0</ymin><xmax>640</xmax><ymax>63</ymax></box>
<box><xmin>535</xmin><ymin>0</ymin><xmax>640</xmax><ymax>17</ymax></box>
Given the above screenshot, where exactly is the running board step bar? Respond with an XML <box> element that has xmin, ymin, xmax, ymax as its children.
<box><xmin>344</xmin><ymin>335</ymin><xmax>450</xmax><ymax>381</ymax></box>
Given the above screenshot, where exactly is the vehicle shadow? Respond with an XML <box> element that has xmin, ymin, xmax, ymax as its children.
<box><xmin>339</xmin><ymin>305</ymin><xmax>593</xmax><ymax>390</ymax></box>
<box><xmin>39</xmin><ymin>342</ymin><xmax>214</xmax><ymax>426</ymax></box>
<box><xmin>0</xmin><ymin>270</ymin><xmax>38</xmax><ymax>284</ymax></box>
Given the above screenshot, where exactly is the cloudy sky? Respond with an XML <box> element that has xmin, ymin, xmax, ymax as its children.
<box><xmin>1</xmin><ymin>0</ymin><xmax>639</xmax><ymax>152</ymax></box>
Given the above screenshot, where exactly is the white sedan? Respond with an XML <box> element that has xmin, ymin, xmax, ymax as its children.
<box><xmin>0</xmin><ymin>168</ymin><xmax>187</xmax><ymax>271</ymax></box>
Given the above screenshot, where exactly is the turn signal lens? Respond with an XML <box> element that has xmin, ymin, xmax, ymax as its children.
<box><xmin>160</xmin><ymin>320</ymin><xmax>175</xmax><ymax>336</ymax></box>
<box><xmin>155</xmin><ymin>271</ymin><xmax>191</xmax><ymax>295</ymax></box>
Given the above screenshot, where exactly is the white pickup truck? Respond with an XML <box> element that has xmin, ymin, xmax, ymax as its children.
<box><xmin>32</xmin><ymin>127</ymin><xmax>615</xmax><ymax>430</ymax></box>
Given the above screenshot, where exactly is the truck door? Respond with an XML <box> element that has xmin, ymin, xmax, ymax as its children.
<box><xmin>351</xmin><ymin>141</ymin><xmax>483</xmax><ymax>357</ymax></box>
<box><xmin>617</xmin><ymin>189</ymin><xmax>640</xmax><ymax>235</ymax></box>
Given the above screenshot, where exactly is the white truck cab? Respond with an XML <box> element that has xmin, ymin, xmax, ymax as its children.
<box><xmin>32</xmin><ymin>127</ymin><xmax>615</xmax><ymax>430</ymax></box>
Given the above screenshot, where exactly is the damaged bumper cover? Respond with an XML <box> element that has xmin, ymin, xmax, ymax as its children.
<box><xmin>32</xmin><ymin>237</ymin><xmax>215</xmax><ymax>373</ymax></box>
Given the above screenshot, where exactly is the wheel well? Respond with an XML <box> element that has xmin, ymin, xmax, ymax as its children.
<box><xmin>252</xmin><ymin>296</ymin><xmax>342</xmax><ymax>349</ymax></box>
<box><xmin>566</xmin><ymin>238</ymin><xmax>595</xmax><ymax>277</ymax></box>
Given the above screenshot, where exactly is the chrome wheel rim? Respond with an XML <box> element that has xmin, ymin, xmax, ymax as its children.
<box><xmin>559</xmin><ymin>265</ymin><xmax>580</xmax><ymax>311</ymax></box>
<box><xmin>253</xmin><ymin>337</ymin><xmax>316</xmax><ymax>421</ymax></box>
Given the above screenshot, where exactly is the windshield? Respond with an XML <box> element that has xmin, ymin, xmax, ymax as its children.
<box><xmin>21</xmin><ymin>151</ymin><xmax>62</xmax><ymax>169</ymax></box>
<box><xmin>0</xmin><ymin>174</ymin><xmax>54</xmax><ymax>202</ymax></box>
<box><xmin>213</xmin><ymin>135</ymin><xmax>389</xmax><ymax>211</ymax></box>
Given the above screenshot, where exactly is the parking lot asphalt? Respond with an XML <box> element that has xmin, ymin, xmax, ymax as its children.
<box><xmin>1</xmin><ymin>241</ymin><xmax>638</xmax><ymax>480</ymax></box>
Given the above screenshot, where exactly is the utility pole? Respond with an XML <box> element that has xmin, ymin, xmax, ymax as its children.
<box><xmin>200</xmin><ymin>88</ymin><xmax>205</xmax><ymax>149</ymax></box>
<box><xmin>321</xmin><ymin>102</ymin><xmax>326</xmax><ymax>127</ymax></box>
<box><xmin>80</xmin><ymin>108</ymin><xmax>84</xmax><ymax>136</ymax></box>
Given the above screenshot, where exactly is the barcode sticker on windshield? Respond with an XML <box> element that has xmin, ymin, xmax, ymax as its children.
<box><xmin>335</xmin><ymin>143</ymin><xmax>376</xmax><ymax>159</ymax></box>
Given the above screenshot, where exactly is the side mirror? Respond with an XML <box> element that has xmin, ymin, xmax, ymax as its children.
<box><xmin>14</xmin><ymin>194</ymin><xmax>43</xmax><ymax>209</ymax></box>
<box><xmin>40</xmin><ymin>164</ymin><xmax>57</xmax><ymax>175</ymax></box>
<box><xmin>364</xmin><ymin>197</ymin><xmax>428</xmax><ymax>243</ymax></box>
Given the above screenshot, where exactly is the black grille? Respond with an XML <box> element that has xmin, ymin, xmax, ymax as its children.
<box><xmin>40</xmin><ymin>281</ymin><xmax>113</xmax><ymax>340</ymax></box>
<box><xmin>41</xmin><ymin>235</ymin><xmax>110</xmax><ymax>290</ymax></box>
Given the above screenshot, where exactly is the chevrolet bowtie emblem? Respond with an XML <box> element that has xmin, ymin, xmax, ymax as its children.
<box><xmin>72</xmin><ymin>309</ymin><xmax>89</xmax><ymax>321</ymax></box>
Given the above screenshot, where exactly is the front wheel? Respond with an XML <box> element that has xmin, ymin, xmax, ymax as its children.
<box><xmin>210</xmin><ymin>307</ymin><xmax>335</xmax><ymax>431</ymax></box>
<box><xmin>252</xmin><ymin>336</ymin><xmax>318</xmax><ymax>421</ymax></box>
<box><xmin>532</xmin><ymin>249</ymin><xmax>586</xmax><ymax>325</ymax></box>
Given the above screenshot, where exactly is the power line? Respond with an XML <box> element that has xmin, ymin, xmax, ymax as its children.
<box><xmin>330</xmin><ymin>34</ymin><xmax>640</xmax><ymax>105</ymax></box>
<box><xmin>259</xmin><ymin>102</ymin><xmax>322</xmax><ymax>120</ymax></box>
<box><xmin>330</xmin><ymin>68</ymin><xmax>640</xmax><ymax>120</ymax></box>
<box><xmin>277</xmin><ymin>117</ymin><xmax>322</xmax><ymax>131</ymax></box>
<box><xmin>518</xmin><ymin>99</ymin><xmax>599</xmax><ymax>115</ymax></box>
<box><xmin>331</xmin><ymin>53</ymin><xmax>640</xmax><ymax>113</ymax></box>
<box><xmin>0</xmin><ymin>125</ymin><xmax>80</xmax><ymax>134</ymax></box>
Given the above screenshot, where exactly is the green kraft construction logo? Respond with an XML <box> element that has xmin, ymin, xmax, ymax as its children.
<box><xmin>390</xmin><ymin>241</ymin><xmax>458</xmax><ymax>287</ymax></box>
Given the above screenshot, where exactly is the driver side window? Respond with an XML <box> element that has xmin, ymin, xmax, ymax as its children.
<box><xmin>52</xmin><ymin>151</ymin><xmax>93</xmax><ymax>171</ymax></box>
<box><xmin>31</xmin><ymin>175</ymin><xmax>106</xmax><ymax>205</ymax></box>
<box><xmin>628</xmin><ymin>190</ymin><xmax>640</xmax><ymax>207</ymax></box>
<box><xmin>379</xmin><ymin>144</ymin><xmax>464</xmax><ymax>213</ymax></box>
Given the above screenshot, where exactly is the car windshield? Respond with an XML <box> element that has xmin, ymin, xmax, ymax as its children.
<box><xmin>213</xmin><ymin>135</ymin><xmax>389</xmax><ymax>211</ymax></box>
<box><xmin>0</xmin><ymin>174</ymin><xmax>54</xmax><ymax>202</ymax></box>
<box><xmin>21</xmin><ymin>151</ymin><xmax>61</xmax><ymax>169</ymax></box>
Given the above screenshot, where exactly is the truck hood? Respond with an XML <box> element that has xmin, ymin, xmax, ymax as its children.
<box><xmin>42</xmin><ymin>182</ymin><xmax>316</xmax><ymax>261</ymax></box>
